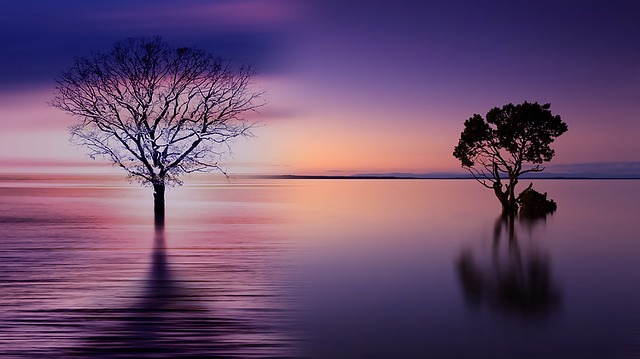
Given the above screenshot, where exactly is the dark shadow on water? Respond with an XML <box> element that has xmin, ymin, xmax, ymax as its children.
<box><xmin>70</xmin><ymin>226</ymin><xmax>254</xmax><ymax>358</ymax></box>
<box><xmin>457</xmin><ymin>214</ymin><xmax>561</xmax><ymax>319</ymax></box>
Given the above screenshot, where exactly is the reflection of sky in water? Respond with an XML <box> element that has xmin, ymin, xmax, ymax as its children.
<box><xmin>0</xmin><ymin>178</ymin><xmax>638</xmax><ymax>358</ymax></box>
<box><xmin>0</xmin><ymin>178</ymin><xmax>299</xmax><ymax>357</ymax></box>
<box><xmin>289</xmin><ymin>180</ymin><xmax>640</xmax><ymax>358</ymax></box>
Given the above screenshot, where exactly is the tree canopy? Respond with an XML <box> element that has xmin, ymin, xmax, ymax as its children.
<box><xmin>52</xmin><ymin>36</ymin><xmax>263</xmax><ymax>187</ymax></box>
<box><xmin>453</xmin><ymin>102</ymin><xmax>567</xmax><ymax>213</ymax></box>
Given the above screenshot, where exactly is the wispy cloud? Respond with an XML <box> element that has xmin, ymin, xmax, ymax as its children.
<box><xmin>92</xmin><ymin>0</ymin><xmax>300</xmax><ymax>31</ymax></box>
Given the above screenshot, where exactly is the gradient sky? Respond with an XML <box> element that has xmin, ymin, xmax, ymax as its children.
<box><xmin>1</xmin><ymin>0</ymin><xmax>638</xmax><ymax>176</ymax></box>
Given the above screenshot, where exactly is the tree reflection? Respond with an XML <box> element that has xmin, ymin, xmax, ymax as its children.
<box><xmin>72</xmin><ymin>226</ymin><xmax>245</xmax><ymax>358</ymax></box>
<box><xmin>457</xmin><ymin>214</ymin><xmax>561</xmax><ymax>318</ymax></box>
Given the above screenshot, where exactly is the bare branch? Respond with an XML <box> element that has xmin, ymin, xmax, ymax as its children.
<box><xmin>52</xmin><ymin>37</ymin><xmax>262</xmax><ymax>187</ymax></box>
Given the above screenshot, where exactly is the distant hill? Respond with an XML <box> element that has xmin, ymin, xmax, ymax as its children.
<box><xmin>248</xmin><ymin>162</ymin><xmax>640</xmax><ymax>180</ymax></box>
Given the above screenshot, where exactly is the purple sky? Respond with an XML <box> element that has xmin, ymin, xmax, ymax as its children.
<box><xmin>1</xmin><ymin>0</ymin><xmax>638</xmax><ymax>176</ymax></box>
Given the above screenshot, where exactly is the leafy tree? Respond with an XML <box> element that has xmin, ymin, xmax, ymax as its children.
<box><xmin>453</xmin><ymin>102</ymin><xmax>567</xmax><ymax>214</ymax></box>
<box><xmin>518</xmin><ymin>184</ymin><xmax>557</xmax><ymax>218</ymax></box>
<box><xmin>52</xmin><ymin>37</ymin><xmax>263</xmax><ymax>225</ymax></box>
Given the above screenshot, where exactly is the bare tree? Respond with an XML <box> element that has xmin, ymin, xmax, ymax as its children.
<box><xmin>52</xmin><ymin>37</ymin><xmax>263</xmax><ymax>225</ymax></box>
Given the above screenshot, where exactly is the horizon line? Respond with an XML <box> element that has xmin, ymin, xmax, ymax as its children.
<box><xmin>242</xmin><ymin>174</ymin><xmax>640</xmax><ymax>180</ymax></box>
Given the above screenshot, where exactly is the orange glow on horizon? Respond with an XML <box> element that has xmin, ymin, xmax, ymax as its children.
<box><xmin>249</xmin><ymin>111</ymin><xmax>461</xmax><ymax>175</ymax></box>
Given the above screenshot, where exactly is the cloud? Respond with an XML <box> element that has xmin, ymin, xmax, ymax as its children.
<box><xmin>0</xmin><ymin>0</ymin><xmax>302</xmax><ymax>91</ymax></box>
<box><xmin>93</xmin><ymin>0</ymin><xmax>300</xmax><ymax>30</ymax></box>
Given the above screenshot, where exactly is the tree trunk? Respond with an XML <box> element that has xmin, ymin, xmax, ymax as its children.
<box><xmin>507</xmin><ymin>177</ymin><xmax>518</xmax><ymax>213</ymax></box>
<box><xmin>498</xmin><ymin>178</ymin><xmax>519</xmax><ymax>215</ymax></box>
<box><xmin>153</xmin><ymin>183</ymin><xmax>165</xmax><ymax>228</ymax></box>
<box><xmin>493</xmin><ymin>186</ymin><xmax>512</xmax><ymax>215</ymax></box>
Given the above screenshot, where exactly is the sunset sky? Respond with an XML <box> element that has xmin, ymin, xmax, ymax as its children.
<box><xmin>0</xmin><ymin>0</ymin><xmax>638</xmax><ymax>176</ymax></box>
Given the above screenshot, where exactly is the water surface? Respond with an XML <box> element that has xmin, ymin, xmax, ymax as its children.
<box><xmin>0</xmin><ymin>177</ymin><xmax>638</xmax><ymax>358</ymax></box>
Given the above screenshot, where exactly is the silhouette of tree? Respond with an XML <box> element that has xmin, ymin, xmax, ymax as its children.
<box><xmin>518</xmin><ymin>183</ymin><xmax>557</xmax><ymax>218</ymax></box>
<box><xmin>453</xmin><ymin>102</ymin><xmax>567</xmax><ymax>214</ymax></box>
<box><xmin>52</xmin><ymin>37</ymin><xmax>263</xmax><ymax>225</ymax></box>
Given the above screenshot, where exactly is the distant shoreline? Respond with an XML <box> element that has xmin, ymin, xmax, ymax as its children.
<box><xmin>0</xmin><ymin>173</ymin><xmax>638</xmax><ymax>183</ymax></box>
<box><xmin>245</xmin><ymin>175</ymin><xmax>640</xmax><ymax>180</ymax></box>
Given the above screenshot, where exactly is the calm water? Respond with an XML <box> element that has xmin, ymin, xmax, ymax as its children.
<box><xmin>0</xmin><ymin>177</ymin><xmax>638</xmax><ymax>358</ymax></box>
